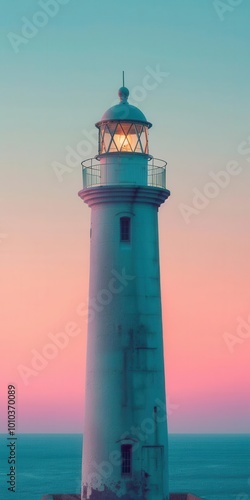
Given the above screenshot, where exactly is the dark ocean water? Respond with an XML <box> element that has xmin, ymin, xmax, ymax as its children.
<box><xmin>0</xmin><ymin>434</ymin><xmax>249</xmax><ymax>500</ymax></box>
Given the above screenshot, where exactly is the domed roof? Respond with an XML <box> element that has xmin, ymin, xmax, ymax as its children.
<box><xmin>96</xmin><ymin>87</ymin><xmax>152</xmax><ymax>128</ymax></box>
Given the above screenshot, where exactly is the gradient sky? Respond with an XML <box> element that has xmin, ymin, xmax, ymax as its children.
<box><xmin>1</xmin><ymin>0</ymin><xmax>250</xmax><ymax>433</ymax></box>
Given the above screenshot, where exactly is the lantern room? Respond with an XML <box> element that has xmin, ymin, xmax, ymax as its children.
<box><xmin>81</xmin><ymin>86</ymin><xmax>167</xmax><ymax>190</ymax></box>
<box><xmin>95</xmin><ymin>86</ymin><xmax>152</xmax><ymax>156</ymax></box>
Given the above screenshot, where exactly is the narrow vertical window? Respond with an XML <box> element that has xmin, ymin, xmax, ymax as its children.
<box><xmin>120</xmin><ymin>217</ymin><xmax>131</xmax><ymax>242</ymax></box>
<box><xmin>121</xmin><ymin>444</ymin><xmax>132</xmax><ymax>475</ymax></box>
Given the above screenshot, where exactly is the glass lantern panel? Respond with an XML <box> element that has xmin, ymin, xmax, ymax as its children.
<box><xmin>99</xmin><ymin>124</ymin><xmax>116</xmax><ymax>153</ymax></box>
<box><xmin>136</xmin><ymin>125</ymin><xmax>148</xmax><ymax>154</ymax></box>
<box><xmin>99</xmin><ymin>123</ymin><xmax>149</xmax><ymax>154</ymax></box>
<box><xmin>113</xmin><ymin>123</ymin><xmax>133</xmax><ymax>152</ymax></box>
<box><xmin>99</xmin><ymin>126</ymin><xmax>107</xmax><ymax>153</ymax></box>
<box><xmin>103</xmin><ymin>127</ymin><xmax>113</xmax><ymax>152</ymax></box>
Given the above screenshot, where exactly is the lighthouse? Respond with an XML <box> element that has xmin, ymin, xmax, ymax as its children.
<box><xmin>78</xmin><ymin>85</ymin><xmax>170</xmax><ymax>500</ymax></box>
<box><xmin>41</xmin><ymin>85</ymin><xmax>205</xmax><ymax>500</ymax></box>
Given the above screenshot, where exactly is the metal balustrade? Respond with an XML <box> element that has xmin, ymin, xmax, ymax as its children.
<box><xmin>81</xmin><ymin>157</ymin><xmax>167</xmax><ymax>189</ymax></box>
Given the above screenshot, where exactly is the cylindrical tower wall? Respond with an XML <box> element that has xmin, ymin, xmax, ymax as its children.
<box><xmin>99</xmin><ymin>154</ymin><xmax>149</xmax><ymax>186</ymax></box>
<box><xmin>81</xmin><ymin>189</ymin><xmax>169</xmax><ymax>499</ymax></box>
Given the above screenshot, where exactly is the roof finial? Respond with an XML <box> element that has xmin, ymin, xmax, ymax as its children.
<box><xmin>118</xmin><ymin>72</ymin><xmax>129</xmax><ymax>103</ymax></box>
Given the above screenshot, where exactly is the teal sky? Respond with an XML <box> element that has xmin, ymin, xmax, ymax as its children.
<box><xmin>1</xmin><ymin>0</ymin><xmax>250</xmax><ymax>433</ymax></box>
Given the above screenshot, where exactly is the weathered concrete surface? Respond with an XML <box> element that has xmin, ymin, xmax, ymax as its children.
<box><xmin>80</xmin><ymin>187</ymin><xmax>170</xmax><ymax>498</ymax></box>
<box><xmin>41</xmin><ymin>494</ymin><xmax>204</xmax><ymax>500</ymax></box>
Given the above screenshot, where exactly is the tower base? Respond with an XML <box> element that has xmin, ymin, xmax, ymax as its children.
<box><xmin>41</xmin><ymin>493</ymin><xmax>205</xmax><ymax>499</ymax></box>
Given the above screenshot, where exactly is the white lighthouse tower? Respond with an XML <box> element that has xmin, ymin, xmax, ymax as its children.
<box><xmin>79</xmin><ymin>85</ymin><xmax>170</xmax><ymax>500</ymax></box>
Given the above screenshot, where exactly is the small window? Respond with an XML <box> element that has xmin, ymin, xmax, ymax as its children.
<box><xmin>120</xmin><ymin>217</ymin><xmax>131</xmax><ymax>242</ymax></box>
<box><xmin>121</xmin><ymin>444</ymin><xmax>132</xmax><ymax>475</ymax></box>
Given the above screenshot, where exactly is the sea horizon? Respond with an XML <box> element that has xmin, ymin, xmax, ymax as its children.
<box><xmin>1</xmin><ymin>433</ymin><xmax>250</xmax><ymax>500</ymax></box>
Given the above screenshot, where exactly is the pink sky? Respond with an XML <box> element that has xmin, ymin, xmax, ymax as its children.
<box><xmin>1</xmin><ymin>161</ymin><xmax>250</xmax><ymax>433</ymax></box>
